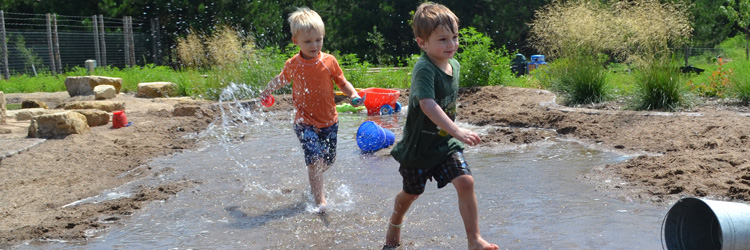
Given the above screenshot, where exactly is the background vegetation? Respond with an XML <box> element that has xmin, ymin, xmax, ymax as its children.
<box><xmin>2</xmin><ymin>0</ymin><xmax>750</xmax><ymax>112</ymax></box>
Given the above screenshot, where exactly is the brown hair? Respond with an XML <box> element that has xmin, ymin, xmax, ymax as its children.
<box><xmin>412</xmin><ymin>2</ymin><xmax>459</xmax><ymax>40</ymax></box>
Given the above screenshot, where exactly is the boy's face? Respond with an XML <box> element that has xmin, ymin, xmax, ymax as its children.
<box><xmin>292</xmin><ymin>29</ymin><xmax>324</xmax><ymax>60</ymax></box>
<box><xmin>417</xmin><ymin>22</ymin><xmax>459</xmax><ymax>64</ymax></box>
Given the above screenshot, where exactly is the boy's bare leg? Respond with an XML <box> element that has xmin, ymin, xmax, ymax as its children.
<box><xmin>385</xmin><ymin>190</ymin><xmax>419</xmax><ymax>247</ymax></box>
<box><xmin>452</xmin><ymin>175</ymin><xmax>499</xmax><ymax>250</ymax></box>
<box><xmin>308</xmin><ymin>159</ymin><xmax>327</xmax><ymax>207</ymax></box>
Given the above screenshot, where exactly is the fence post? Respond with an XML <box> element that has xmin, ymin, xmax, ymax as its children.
<box><xmin>128</xmin><ymin>16</ymin><xmax>135</xmax><ymax>66</ymax></box>
<box><xmin>1</xmin><ymin>10</ymin><xmax>10</xmax><ymax>80</ymax></box>
<box><xmin>46</xmin><ymin>14</ymin><xmax>56</xmax><ymax>75</ymax></box>
<box><xmin>99</xmin><ymin>15</ymin><xmax>106</xmax><ymax>66</ymax></box>
<box><xmin>93</xmin><ymin>15</ymin><xmax>101</xmax><ymax>65</ymax></box>
<box><xmin>52</xmin><ymin>14</ymin><xmax>62</xmax><ymax>74</ymax></box>
<box><xmin>123</xmin><ymin>16</ymin><xmax>130</xmax><ymax>67</ymax></box>
<box><xmin>127</xmin><ymin>16</ymin><xmax>135</xmax><ymax>67</ymax></box>
<box><xmin>150</xmin><ymin>18</ymin><xmax>160</xmax><ymax>65</ymax></box>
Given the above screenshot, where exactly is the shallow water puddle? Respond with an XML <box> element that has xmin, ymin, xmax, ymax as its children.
<box><xmin>20</xmin><ymin>111</ymin><xmax>669</xmax><ymax>250</ymax></box>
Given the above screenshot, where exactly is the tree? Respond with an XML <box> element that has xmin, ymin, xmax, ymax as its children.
<box><xmin>681</xmin><ymin>0</ymin><xmax>734</xmax><ymax>47</ymax></box>
<box><xmin>722</xmin><ymin>0</ymin><xmax>750</xmax><ymax>60</ymax></box>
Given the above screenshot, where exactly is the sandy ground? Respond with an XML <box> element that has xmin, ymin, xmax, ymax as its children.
<box><xmin>1</xmin><ymin>86</ymin><xmax>749</xmax><ymax>247</ymax></box>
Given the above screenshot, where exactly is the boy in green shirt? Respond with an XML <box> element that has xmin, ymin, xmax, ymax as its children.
<box><xmin>384</xmin><ymin>2</ymin><xmax>499</xmax><ymax>250</ymax></box>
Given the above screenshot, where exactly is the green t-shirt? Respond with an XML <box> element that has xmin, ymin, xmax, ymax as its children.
<box><xmin>390</xmin><ymin>53</ymin><xmax>464</xmax><ymax>169</ymax></box>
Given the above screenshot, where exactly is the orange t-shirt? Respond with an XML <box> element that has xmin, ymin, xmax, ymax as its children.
<box><xmin>278</xmin><ymin>52</ymin><xmax>348</xmax><ymax>128</ymax></box>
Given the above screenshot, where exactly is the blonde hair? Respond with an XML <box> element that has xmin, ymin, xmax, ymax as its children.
<box><xmin>412</xmin><ymin>2</ymin><xmax>459</xmax><ymax>40</ymax></box>
<box><xmin>288</xmin><ymin>7</ymin><xmax>325</xmax><ymax>37</ymax></box>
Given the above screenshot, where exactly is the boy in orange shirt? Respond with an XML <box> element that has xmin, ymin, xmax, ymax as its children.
<box><xmin>260</xmin><ymin>7</ymin><xmax>361</xmax><ymax>211</ymax></box>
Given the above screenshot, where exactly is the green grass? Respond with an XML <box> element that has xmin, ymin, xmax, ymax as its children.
<box><xmin>632</xmin><ymin>60</ymin><xmax>690</xmax><ymax>111</ymax></box>
<box><xmin>730</xmin><ymin>59</ymin><xmax>750</xmax><ymax>103</ymax></box>
<box><xmin>6</xmin><ymin>103</ymin><xmax>21</xmax><ymax>110</ymax></box>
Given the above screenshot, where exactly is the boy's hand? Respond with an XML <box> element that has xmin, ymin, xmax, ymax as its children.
<box><xmin>351</xmin><ymin>93</ymin><xmax>365</xmax><ymax>107</ymax></box>
<box><xmin>454</xmin><ymin>128</ymin><xmax>481</xmax><ymax>147</ymax></box>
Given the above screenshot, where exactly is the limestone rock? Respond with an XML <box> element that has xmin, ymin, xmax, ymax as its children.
<box><xmin>137</xmin><ymin>82</ymin><xmax>179</xmax><ymax>98</ymax></box>
<box><xmin>72</xmin><ymin>109</ymin><xmax>110</xmax><ymax>127</ymax></box>
<box><xmin>28</xmin><ymin>111</ymin><xmax>90</xmax><ymax>138</ymax></box>
<box><xmin>11</xmin><ymin>108</ymin><xmax>62</xmax><ymax>121</ymax></box>
<box><xmin>56</xmin><ymin>101</ymin><xmax>125</xmax><ymax>112</ymax></box>
<box><xmin>21</xmin><ymin>99</ymin><xmax>48</xmax><ymax>109</ymax></box>
<box><xmin>65</xmin><ymin>76</ymin><xmax>122</xmax><ymax>97</ymax></box>
<box><xmin>94</xmin><ymin>85</ymin><xmax>117</xmax><ymax>100</ymax></box>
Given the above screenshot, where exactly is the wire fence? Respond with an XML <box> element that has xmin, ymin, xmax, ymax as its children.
<box><xmin>0</xmin><ymin>10</ymin><xmax>161</xmax><ymax>79</ymax></box>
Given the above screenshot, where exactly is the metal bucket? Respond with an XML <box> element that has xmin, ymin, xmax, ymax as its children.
<box><xmin>663</xmin><ymin>197</ymin><xmax>750</xmax><ymax>250</ymax></box>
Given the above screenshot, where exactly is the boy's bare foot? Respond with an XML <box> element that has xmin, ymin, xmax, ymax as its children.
<box><xmin>383</xmin><ymin>222</ymin><xmax>402</xmax><ymax>249</ymax></box>
<box><xmin>315</xmin><ymin>204</ymin><xmax>327</xmax><ymax>214</ymax></box>
<box><xmin>469</xmin><ymin>237</ymin><xmax>499</xmax><ymax>250</ymax></box>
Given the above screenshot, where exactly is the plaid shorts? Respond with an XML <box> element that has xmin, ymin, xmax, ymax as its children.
<box><xmin>293</xmin><ymin>122</ymin><xmax>338</xmax><ymax>166</ymax></box>
<box><xmin>398</xmin><ymin>151</ymin><xmax>472</xmax><ymax>195</ymax></box>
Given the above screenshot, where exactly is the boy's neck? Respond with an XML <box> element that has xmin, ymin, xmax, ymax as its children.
<box><xmin>426</xmin><ymin>54</ymin><xmax>452</xmax><ymax>75</ymax></box>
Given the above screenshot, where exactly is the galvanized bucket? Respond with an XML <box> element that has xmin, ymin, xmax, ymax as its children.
<box><xmin>663</xmin><ymin>197</ymin><xmax>750</xmax><ymax>250</ymax></box>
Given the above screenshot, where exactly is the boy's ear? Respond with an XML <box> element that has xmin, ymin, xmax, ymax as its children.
<box><xmin>415</xmin><ymin>37</ymin><xmax>426</xmax><ymax>49</ymax></box>
<box><xmin>291</xmin><ymin>36</ymin><xmax>298</xmax><ymax>45</ymax></box>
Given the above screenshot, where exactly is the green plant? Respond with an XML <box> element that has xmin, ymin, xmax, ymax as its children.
<box><xmin>546</xmin><ymin>53</ymin><xmax>610</xmax><ymax>105</ymax></box>
<box><xmin>632</xmin><ymin>60</ymin><xmax>689</xmax><ymax>111</ymax></box>
<box><xmin>456</xmin><ymin>27</ymin><xmax>514</xmax><ymax>87</ymax></box>
<box><xmin>14</xmin><ymin>35</ymin><xmax>43</xmax><ymax>76</ymax></box>
<box><xmin>730</xmin><ymin>59</ymin><xmax>750</xmax><ymax>103</ymax></box>
<box><xmin>689</xmin><ymin>57</ymin><xmax>733</xmax><ymax>97</ymax></box>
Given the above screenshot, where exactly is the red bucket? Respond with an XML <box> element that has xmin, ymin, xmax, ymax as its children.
<box><xmin>357</xmin><ymin>88</ymin><xmax>400</xmax><ymax>116</ymax></box>
<box><xmin>112</xmin><ymin>110</ymin><xmax>128</xmax><ymax>128</ymax></box>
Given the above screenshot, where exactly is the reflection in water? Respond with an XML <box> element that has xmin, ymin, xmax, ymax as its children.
<box><xmin>20</xmin><ymin>102</ymin><xmax>669</xmax><ymax>249</ymax></box>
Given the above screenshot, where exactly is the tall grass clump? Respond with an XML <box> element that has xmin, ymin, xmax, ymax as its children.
<box><xmin>730</xmin><ymin>59</ymin><xmax>750</xmax><ymax>103</ymax></box>
<box><xmin>175</xmin><ymin>31</ymin><xmax>207</xmax><ymax>69</ymax></box>
<box><xmin>544</xmin><ymin>53</ymin><xmax>610</xmax><ymax>105</ymax></box>
<box><xmin>632</xmin><ymin>60</ymin><xmax>689</xmax><ymax>111</ymax></box>
<box><xmin>456</xmin><ymin>27</ymin><xmax>514</xmax><ymax>87</ymax></box>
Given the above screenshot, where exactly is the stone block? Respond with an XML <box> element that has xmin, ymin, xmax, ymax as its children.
<box><xmin>11</xmin><ymin>108</ymin><xmax>61</xmax><ymax>121</ymax></box>
<box><xmin>21</xmin><ymin>99</ymin><xmax>48</xmax><ymax>109</ymax></box>
<box><xmin>72</xmin><ymin>109</ymin><xmax>110</xmax><ymax>127</ymax></box>
<box><xmin>137</xmin><ymin>82</ymin><xmax>179</xmax><ymax>98</ymax></box>
<box><xmin>28</xmin><ymin>111</ymin><xmax>90</xmax><ymax>138</ymax></box>
<box><xmin>94</xmin><ymin>85</ymin><xmax>117</xmax><ymax>100</ymax></box>
<box><xmin>64</xmin><ymin>76</ymin><xmax>123</xmax><ymax>97</ymax></box>
<box><xmin>56</xmin><ymin>101</ymin><xmax>125</xmax><ymax>112</ymax></box>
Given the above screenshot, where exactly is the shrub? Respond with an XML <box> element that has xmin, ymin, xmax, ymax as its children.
<box><xmin>632</xmin><ymin>60</ymin><xmax>689</xmax><ymax>111</ymax></box>
<box><xmin>689</xmin><ymin>57</ymin><xmax>733</xmax><ymax>97</ymax></box>
<box><xmin>456</xmin><ymin>27</ymin><xmax>514</xmax><ymax>87</ymax></box>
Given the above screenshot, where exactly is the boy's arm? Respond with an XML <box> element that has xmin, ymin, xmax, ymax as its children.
<box><xmin>260</xmin><ymin>75</ymin><xmax>289</xmax><ymax>98</ymax></box>
<box><xmin>419</xmin><ymin>98</ymin><xmax>481</xmax><ymax>146</ymax></box>
<box><xmin>336</xmin><ymin>79</ymin><xmax>362</xmax><ymax>106</ymax></box>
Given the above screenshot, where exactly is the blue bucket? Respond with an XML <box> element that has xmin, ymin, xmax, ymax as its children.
<box><xmin>356</xmin><ymin>121</ymin><xmax>395</xmax><ymax>152</ymax></box>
